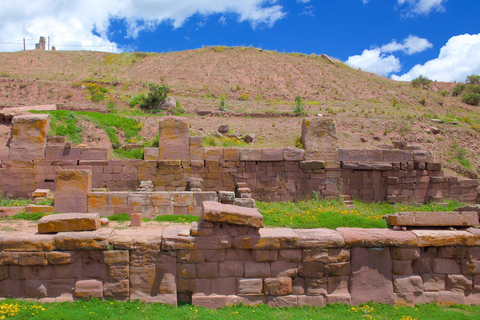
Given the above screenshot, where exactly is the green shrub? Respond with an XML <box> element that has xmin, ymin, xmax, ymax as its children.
<box><xmin>219</xmin><ymin>95</ymin><xmax>227</xmax><ymax>111</ymax></box>
<box><xmin>239</xmin><ymin>93</ymin><xmax>249</xmax><ymax>101</ymax></box>
<box><xmin>440</xmin><ymin>90</ymin><xmax>449</xmax><ymax>97</ymax></box>
<box><xmin>452</xmin><ymin>84</ymin><xmax>466</xmax><ymax>96</ymax></box>
<box><xmin>293</xmin><ymin>95</ymin><xmax>306</xmax><ymax>115</ymax></box>
<box><xmin>466</xmin><ymin>74</ymin><xmax>480</xmax><ymax>84</ymax></box>
<box><xmin>129</xmin><ymin>93</ymin><xmax>145</xmax><ymax>107</ymax></box>
<box><xmin>462</xmin><ymin>92</ymin><xmax>480</xmax><ymax>106</ymax></box>
<box><xmin>411</xmin><ymin>75</ymin><xmax>431</xmax><ymax>88</ymax></box>
<box><xmin>139</xmin><ymin>83</ymin><xmax>170</xmax><ymax>112</ymax></box>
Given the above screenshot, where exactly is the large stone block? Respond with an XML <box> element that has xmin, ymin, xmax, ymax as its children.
<box><xmin>8</xmin><ymin>114</ymin><xmax>50</xmax><ymax>160</ymax></box>
<box><xmin>158</xmin><ymin>116</ymin><xmax>190</xmax><ymax>160</ymax></box>
<box><xmin>384</xmin><ymin>211</ymin><xmax>478</xmax><ymax>227</ymax></box>
<box><xmin>337</xmin><ymin>228</ymin><xmax>417</xmax><ymax>247</ymax></box>
<box><xmin>412</xmin><ymin>230</ymin><xmax>474</xmax><ymax>247</ymax></box>
<box><xmin>54</xmin><ymin>169</ymin><xmax>92</xmax><ymax>213</ymax></box>
<box><xmin>202</xmin><ymin>201</ymin><xmax>263</xmax><ymax>228</ymax></box>
<box><xmin>301</xmin><ymin>117</ymin><xmax>338</xmax><ymax>162</ymax></box>
<box><xmin>350</xmin><ymin>247</ymin><xmax>394</xmax><ymax>305</ymax></box>
<box><xmin>74</xmin><ymin>279</ymin><xmax>103</xmax><ymax>299</ymax></box>
<box><xmin>38</xmin><ymin>213</ymin><xmax>100</xmax><ymax>233</ymax></box>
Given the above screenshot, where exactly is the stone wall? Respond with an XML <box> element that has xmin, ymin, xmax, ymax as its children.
<box><xmin>0</xmin><ymin>115</ymin><xmax>477</xmax><ymax>204</ymax></box>
<box><xmin>2</xmin><ymin>223</ymin><xmax>480</xmax><ymax>306</ymax></box>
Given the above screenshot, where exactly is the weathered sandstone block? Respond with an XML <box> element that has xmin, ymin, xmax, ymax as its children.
<box><xmin>202</xmin><ymin>201</ymin><xmax>263</xmax><ymax>228</ymax></box>
<box><xmin>301</xmin><ymin>118</ymin><xmax>338</xmax><ymax>165</ymax></box>
<box><xmin>158</xmin><ymin>116</ymin><xmax>189</xmax><ymax>160</ymax></box>
<box><xmin>384</xmin><ymin>211</ymin><xmax>478</xmax><ymax>227</ymax></box>
<box><xmin>54</xmin><ymin>169</ymin><xmax>92</xmax><ymax>213</ymax></box>
<box><xmin>38</xmin><ymin>213</ymin><xmax>100</xmax><ymax>233</ymax></box>
<box><xmin>8</xmin><ymin>114</ymin><xmax>50</xmax><ymax>160</ymax></box>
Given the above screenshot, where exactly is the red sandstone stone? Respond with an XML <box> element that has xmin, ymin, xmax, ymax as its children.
<box><xmin>264</xmin><ymin>277</ymin><xmax>292</xmax><ymax>296</ymax></box>
<box><xmin>130</xmin><ymin>213</ymin><xmax>141</xmax><ymax>227</ymax></box>
<box><xmin>202</xmin><ymin>201</ymin><xmax>263</xmax><ymax>228</ymax></box>
<box><xmin>74</xmin><ymin>279</ymin><xmax>103</xmax><ymax>299</ymax></box>
<box><xmin>337</xmin><ymin>228</ymin><xmax>417</xmax><ymax>247</ymax></box>
<box><xmin>38</xmin><ymin>213</ymin><xmax>100</xmax><ymax>233</ymax></box>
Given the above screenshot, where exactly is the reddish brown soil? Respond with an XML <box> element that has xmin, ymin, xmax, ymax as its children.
<box><xmin>0</xmin><ymin>48</ymin><xmax>478</xmax><ymax>179</ymax></box>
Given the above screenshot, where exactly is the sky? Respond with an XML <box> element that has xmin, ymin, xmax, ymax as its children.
<box><xmin>0</xmin><ymin>0</ymin><xmax>479</xmax><ymax>82</ymax></box>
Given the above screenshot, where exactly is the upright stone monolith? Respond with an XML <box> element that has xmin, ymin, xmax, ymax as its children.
<box><xmin>301</xmin><ymin>117</ymin><xmax>339</xmax><ymax>168</ymax></box>
<box><xmin>54</xmin><ymin>169</ymin><xmax>92</xmax><ymax>213</ymax></box>
<box><xmin>8</xmin><ymin>114</ymin><xmax>50</xmax><ymax>160</ymax></box>
<box><xmin>158</xmin><ymin>116</ymin><xmax>189</xmax><ymax>160</ymax></box>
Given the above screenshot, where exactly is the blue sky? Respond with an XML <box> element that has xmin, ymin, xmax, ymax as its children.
<box><xmin>1</xmin><ymin>0</ymin><xmax>479</xmax><ymax>82</ymax></box>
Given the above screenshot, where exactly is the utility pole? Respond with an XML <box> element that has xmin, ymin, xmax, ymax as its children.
<box><xmin>23</xmin><ymin>38</ymin><xmax>25</xmax><ymax>51</ymax></box>
<box><xmin>48</xmin><ymin>36</ymin><xmax>50</xmax><ymax>50</ymax></box>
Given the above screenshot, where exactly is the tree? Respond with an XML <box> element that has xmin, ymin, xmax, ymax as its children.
<box><xmin>139</xmin><ymin>83</ymin><xmax>170</xmax><ymax>112</ymax></box>
<box><xmin>293</xmin><ymin>95</ymin><xmax>305</xmax><ymax>115</ymax></box>
<box><xmin>466</xmin><ymin>74</ymin><xmax>480</xmax><ymax>84</ymax></box>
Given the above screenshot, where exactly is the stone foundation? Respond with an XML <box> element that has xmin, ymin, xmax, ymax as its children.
<box><xmin>2</xmin><ymin>225</ymin><xmax>480</xmax><ymax>306</ymax></box>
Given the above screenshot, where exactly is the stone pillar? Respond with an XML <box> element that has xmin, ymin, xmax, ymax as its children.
<box><xmin>54</xmin><ymin>169</ymin><xmax>92</xmax><ymax>213</ymax></box>
<box><xmin>158</xmin><ymin>116</ymin><xmax>189</xmax><ymax>160</ymax></box>
<box><xmin>8</xmin><ymin>114</ymin><xmax>50</xmax><ymax>160</ymax></box>
<box><xmin>301</xmin><ymin>117</ymin><xmax>339</xmax><ymax>168</ymax></box>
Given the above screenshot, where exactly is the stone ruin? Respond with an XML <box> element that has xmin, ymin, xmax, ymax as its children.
<box><xmin>0</xmin><ymin>113</ymin><xmax>477</xmax><ymax>207</ymax></box>
<box><xmin>0</xmin><ymin>112</ymin><xmax>480</xmax><ymax>307</ymax></box>
<box><xmin>35</xmin><ymin>37</ymin><xmax>46</xmax><ymax>51</ymax></box>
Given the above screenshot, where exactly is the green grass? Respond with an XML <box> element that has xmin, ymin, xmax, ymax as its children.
<box><xmin>31</xmin><ymin>110</ymin><xmax>143</xmax><ymax>149</ymax></box>
<box><xmin>0</xmin><ymin>194</ymin><xmax>31</xmax><ymax>207</ymax></box>
<box><xmin>257</xmin><ymin>198</ymin><xmax>465</xmax><ymax>229</ymax></box>
<box><xmin>149</xmin><ymin>215</ymin><xmax>200</xmax><ymax>223</ymax></box>
<box><xmin>106</xmin><ymin>213</ymin><xmax>131</xmax><ymax>222</ymax></box>
<box><xmin>4</xmin><ymin>211</ymin><xmax>49</xmax><ymax>221</ymax></box>
<box><xmin>1</xmin><ymin>299</ymin><xmax>480</xmax><ymax>320</ymax></box>
<box><xmin>112</xmin><ymin>148</ymin><xmax>144</xmax><ymax>159</ymax></box>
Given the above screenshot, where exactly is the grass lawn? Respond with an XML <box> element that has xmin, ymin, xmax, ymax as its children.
<box><xmin>1</xmin><ymin>299</ymin><xmax>479</xmax><ymax>320</ymax></box>
<box><xmin>0</xmin><ymin>198</ymin><xmax>466</xmax><ymax>230</ymax></box>
<box><xmin>256</xmin><ymin>198</ymin><xmax>465</xmax><ymax>229</ymax></box>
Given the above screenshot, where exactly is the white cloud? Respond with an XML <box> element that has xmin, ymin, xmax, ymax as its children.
<box><xmin>397</xmin><ymin>0</ymin><xmax>446</xmax><ymax>15</ymax></box>
<box><xmin>346</xmin><ymin>49</ymin><xmax>401</xmax><ymax>77</ymax></box>
<box><xmin>346</xmin><ymin>35</ymin><xmax>431</xmax><ymax>77</ymax></box>
<box><xmin>380</xmin><ymin>35</ymin><xmax>433</xmax><ymax>55</ymax></box>
<box><xmin>0</xmin><ymin>0</ymin><xmax>285</xmax><ymax>52</ymax></box>
<box><xmin>297</xmin><ymin>0</ymin><xmax>311</xmax><ymax>3</ymax></box>
<box><xmin>392</xmin><ymin>33</ymin><xmax>480</xmax><ymax>82</ymax></box>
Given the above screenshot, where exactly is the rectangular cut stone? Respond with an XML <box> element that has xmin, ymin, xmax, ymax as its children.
<box><xmin>295</xmin><ymin>229</ymin><xmax>345</xmax><ymax>248</ymax></box>
<box><xmin>8</xmin><ymin>114</ymin><xmax>49</xmax><ymax>160</ymax></box>
<box><xmin>337</xmin><ymin>228</ymin><xmax>417</xmax><ymax>247</ymax></box>
<box><xmin>234</xmin><ymin>228</ymin><xmax>298</xmax><ymax>250</ymax></box>
<box><xmin>38</xmin><ymin>213</ymin><xmax>100</xmax><ymax>233</ymax></box>
<box><xmin>239</xmin><ymin>149</ymin><xmax>262</xmax><ymax>161</ymax></box>
<box><xmin>158</xmin><ymin>116</ymin><xmax>190</xmax><ymax>160</ymax></box>
<box><xmin>144</xmin><ymin>147</ymin><xmax>159</xmax><ymax>160</ymax></box>
<box><xmin>54</xmin><ymin>169</ymin><xmax>92</xmax><ymax>213</ymax></box>
<box><xmin>341</xmin><ymin>162</ymin><xmax>393</xmax><ymax>170</ymax></box>
<box><xmin>350</xmin><ymin>247</ymin><xmax>394</xmax><ymax>305</ymax></box>
<box><xmin>384</xmin><ymin>211</ymin><xmax>478</xmax><ymax>227</ymax></box>
<box><xmin>25</xmin><ymin>205</ymin><xmax>54</xmax><ymax>214</ymax></box>
<box><xmin>202</xmin><ymin>201</ymin><xmax>263</xmax><ymax>228</ymax></box>
<box><xmin>1</xmin><ymin>234</ymin><xmax>54</xmax><ymax>252</ymax></box>
<box><xmin>282</xmin><ymin>147</ymin><xmax>305</xmax><ymax>161</ymax></box>
<box><xmin>261</xmin><ymin>149</ymin><xmax>283</xmax><ymax>161</ymax></box>
<box><xmin>301</xmin><ymin>117</ymin><xmax>338</xmax><ymax>163</ymax></box>
<box><xmin>412</xmin><ymin>230</ymin><xmax>474</xmax><ymax>247</ymax></box>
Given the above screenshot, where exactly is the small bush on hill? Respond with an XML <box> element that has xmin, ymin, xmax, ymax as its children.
<box><xmin>462</xmin><ymin>92</ymin><xmax>480</xmax><ymax>106</ymax></box>
<box><xmin>139</xmin><ymin>83</ymin><xmax>170</xmax><ymax>112</ymax></box>
<box><xmin>411</xmin><ymin>75</ymin><xmax>431</xmax><ymax>88</ymax></box>
<box><xmin>219</xmin><ymin>95</ymin><xmax>227</xmax><ymax>111</ymax></box>
<box><xmin>293</xmin><ymin>95</ymin><xmax>306</xmax><ymax>115</ymax></box>
<box><xmin>452</xmin><ymin>83</ymin><xmax>466</xmax><ymax>96</ymax></box>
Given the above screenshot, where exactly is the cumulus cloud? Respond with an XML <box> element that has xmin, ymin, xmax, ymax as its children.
<box><xmin>397</xmin><ymin>0</ymin><xmax>446</xmax><ymax>16</ymax></box>
<box><xmin>346</xmin><ymin>49</ymin><xmax>401</xmax><ymax>77</ymax></box>
<box><xmin>392</xmin><ymin>33</ymin><xmax>480</xmax><ymax>82</ymax></box>
<box><xmin>381</xmin><ymin>35</ymin><xmax>433</xmax><ymax>55</ymax></box>
<box><xmin>346</xmin><ymin>35</ymin><xmax>431</xmax><ymax>77</ymax></box>
<box><xmin>0</xmin><ymin>0</ymin><xmax>285</xmax><ymax>52</ymax></box>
